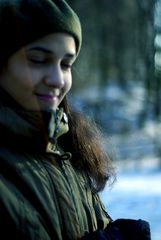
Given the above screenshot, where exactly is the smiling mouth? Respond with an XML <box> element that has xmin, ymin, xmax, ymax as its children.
<box><xmin>35</xmin><ymin>93</ymin><xmax>59</xmax><ymax>103</ymax></box>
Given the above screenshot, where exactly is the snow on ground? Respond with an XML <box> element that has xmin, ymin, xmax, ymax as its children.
<box><xmin>100</xmin><ymin>169</ymin><xmax>161</xmax><ymax>240</ymax></box>
<box><xmin>101</xmin><ymin>128</ymin><xmax>161</xmax><ymax>240</ymax></box>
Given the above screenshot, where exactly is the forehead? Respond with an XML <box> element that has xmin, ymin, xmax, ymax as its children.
<box><xmin>25</xmin><ymin>33</ymin><xmax>76</xmax><ymax>56</ymax></box>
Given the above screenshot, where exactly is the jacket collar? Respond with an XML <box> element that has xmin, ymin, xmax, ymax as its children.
<box><xmin>0</xmin><ymin>87</ymin><xmax>69</xmax><ymax>154</ymax></box>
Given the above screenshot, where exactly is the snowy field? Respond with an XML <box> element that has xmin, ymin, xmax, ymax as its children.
<box><xmin>100</xmin><ymin>169</ymin><xmax>161</xmax><ymax>240</ymax></box>
<box><xmin>100</xmin><ymin>126</ymin><xmax>161</xmax><ymax>240</ymax></box>
<box><xmin>100</xmin><ymin>122</ymin><xmax>161</xmax><ymax>240</ymax></box>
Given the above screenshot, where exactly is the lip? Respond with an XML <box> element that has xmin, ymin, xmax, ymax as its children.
<box><xmin>35</xmin><ymin>93</ymin><xmax>59</xmax><ymax>104</ymax></box>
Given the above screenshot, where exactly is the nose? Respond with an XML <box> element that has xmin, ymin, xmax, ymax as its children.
<box><xmin>44</xmin><ymin>65</ymin><xmax>65</xmax><ymax>89</ymax></box>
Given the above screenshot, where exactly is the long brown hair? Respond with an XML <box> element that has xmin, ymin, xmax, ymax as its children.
<box><xmin>59</xmin><ymin>97</ymin><xmax>116</xmax><ymax>192</ymax></box>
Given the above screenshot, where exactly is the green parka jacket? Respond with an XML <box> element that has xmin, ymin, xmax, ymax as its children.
<box><xmin>0</xmin><ymin>89</ymin><xmax>110</xmax><ymax>240</ymax></box>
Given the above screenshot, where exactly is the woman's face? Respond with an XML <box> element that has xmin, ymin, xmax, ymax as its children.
<box><xmin>0</xmin><ymin>33</ymin><xmax>76</xmax><ymax>111</ymax></box>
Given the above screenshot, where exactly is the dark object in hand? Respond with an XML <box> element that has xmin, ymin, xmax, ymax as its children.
<box><xmin>81</xmin><ymin>218</ymin><xmax>151</xmax><ymax>240</ymax></box>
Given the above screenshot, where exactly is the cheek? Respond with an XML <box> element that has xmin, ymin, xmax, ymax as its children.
<box><xmin>13</xmin><ymin>68</ymin><xmax>40</xmax><ymax>89</ymax></box>
<box><xmin>65</xmin><ymin>75</ymin><xmax>72</xmax><ymax>92</ymax></box>
<box><xmin>9</xmin><ymin>57</ymin><xmax>40</xmax><ymax>89</ymax></box>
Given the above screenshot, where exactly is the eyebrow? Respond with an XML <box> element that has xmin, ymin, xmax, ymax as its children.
<box><xmin>26</xmin><ymin>46</ymin><xmax>76</xmax><ymax>59</ymax></box>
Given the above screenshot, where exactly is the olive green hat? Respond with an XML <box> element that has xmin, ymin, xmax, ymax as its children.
<box><xmin>0</xmin><ymin>0</ymin><xmax>82</xmax><ymax>66</ymax></box>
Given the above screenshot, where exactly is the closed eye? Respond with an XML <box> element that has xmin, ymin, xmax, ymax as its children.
<box><xmin>25</xmin><ymin>49</ymin><xmax>51</xmax><ymax>65</ymax></box>
<box><xmin>28</xmin><ymin>57</ymin><xmax>48</xmax><ymax>64</ymax></box>
<box><xmin>61</xmin><ymin>56</ymin><xmax>75</xmax><ymax>71</ymax></box>
<box><xmin>61</xmin><ymin>62</ymin><xmax>72</xmax><ymax>71</ymax></box>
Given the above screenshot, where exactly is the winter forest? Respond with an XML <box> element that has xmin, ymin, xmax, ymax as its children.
<box><xmin>68</xmin><ymin>0</ymin><xmax>161</xmax><ymax>239</ymax></box>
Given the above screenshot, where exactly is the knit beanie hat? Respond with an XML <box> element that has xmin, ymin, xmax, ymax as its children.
<box><xmin>0</xmin><ymin>0</ymin><xmax>82</xmax><ymax>66</ymax></box>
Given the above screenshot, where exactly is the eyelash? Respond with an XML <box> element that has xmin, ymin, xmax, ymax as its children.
<box><xmin>29</xmin><ymin>58</ymin><xmax>47</xmax><ymax>64</ymax></box>
<box><xmin>61</xmin><ymin>63</ymin><xmax>72</xmax><ymax>70</ymax></box>
<box><xmin>28</xmin><ymin>57</ymin><xmax>73</xmax><ymax>71</ymax></box>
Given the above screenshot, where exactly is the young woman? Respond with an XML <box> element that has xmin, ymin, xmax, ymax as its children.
<box><xmin>0</xmin><ymin>1</ymin><xmax>151</xmax><ymax>239</ymax></box>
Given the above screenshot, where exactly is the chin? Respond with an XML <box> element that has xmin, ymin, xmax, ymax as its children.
<box><xmin>39</xmin><ymin>105</ymin><xmax>58</xmax><ymax>112</ymax></box>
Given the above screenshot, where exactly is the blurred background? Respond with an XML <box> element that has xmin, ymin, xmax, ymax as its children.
<box><xmin>68</xmin><ymin>1</ymin><xmax>161</xmax><ymax>239</ymax></box>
